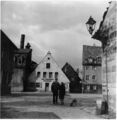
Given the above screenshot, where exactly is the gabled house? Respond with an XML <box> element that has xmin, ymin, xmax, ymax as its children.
<box><xmin>35</xmin><ymin>51</ymin><xmax>69</xmax><ymax>92</ymax></box>
<box><xmin>62</xmin><ymin>63</ymin><xmax>82</xmax><ymax>93</ymax></box>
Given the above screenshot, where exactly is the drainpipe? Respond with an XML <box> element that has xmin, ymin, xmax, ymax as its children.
<box><xmin>105</xmin><ymin>47</ymin><xmax>109</xmax><ymax>114</ymax></box>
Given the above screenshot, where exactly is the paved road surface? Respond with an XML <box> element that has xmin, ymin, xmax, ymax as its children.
<box><xmin>0</xmin><ymin>92</ymin><xmax>108</xmax><ymax>119</ymax></box>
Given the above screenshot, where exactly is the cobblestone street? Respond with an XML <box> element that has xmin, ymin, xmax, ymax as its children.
<box><xmin>1</xmin><ymin>92</ymin><xmax>106</xmax><ymax>119</ymax></box>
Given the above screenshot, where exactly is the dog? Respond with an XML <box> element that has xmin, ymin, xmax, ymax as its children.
<box><xmin>70</xmin><ymin>98</ymin><xmax>77</xmax><ymax>107</ymax></box>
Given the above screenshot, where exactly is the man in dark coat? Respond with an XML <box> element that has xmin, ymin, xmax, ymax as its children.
<box><xmin>51</xmin><ymin>79</ymin><xmax>60</xmax><ymax>104</ymax></box>
<box><xmin>59</xmin><ymin>82</ymin><xmax>65</xmax><ymax>105</ymax></box>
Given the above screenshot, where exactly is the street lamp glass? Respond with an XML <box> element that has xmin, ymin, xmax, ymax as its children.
<box><xmin>86</xmin><ymin>16</ymin><xmax>96</xmax><ymax>35</ymax></box>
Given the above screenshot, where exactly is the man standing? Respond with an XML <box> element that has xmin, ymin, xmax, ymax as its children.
<box><xmin>51</xmin><ymin>79</ymin><xmax>60</xmax><ymax>104</ymax></box>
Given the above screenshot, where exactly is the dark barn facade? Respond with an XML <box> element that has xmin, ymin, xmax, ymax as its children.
<box><xmin>1</xmin><ymin>30</ymin><xmax>18</xmax><ymax>95</ymax></box>
<box><xmin>11</xmin><ymin>35</ymin><xmax>37</xmax><ymax>92</ymax></box>
<box><xmin>1</xmin><ymin>30</ymin><xmax>38</xmax><ymax>95</ymax></box>
<box><xmin>62</xmin><ymin>63</ymin><xmax>82</xmax><ymax>93</ymax></box>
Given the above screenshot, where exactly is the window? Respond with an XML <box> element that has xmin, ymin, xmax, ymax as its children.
<box><xmin>46</xmin><ymin>63</ymin><xmax>50</xmax><ymax>69</ymax></box>
<box><xmin>87</xmin><ymin>85</ymin><xmax>90</xmax><ymax>90</ymax></box>
<box><xmin>93</xmin><ymin>59</ymin><xmax>97</xmax><ymax>64</ymax></box>
<box><xmin>43</xmin><ymin>72</ymin><xmax>46</xmax><ymax>78</ymax></box>
<box><xmin>49</xmin><ymin>72</ymin><xmax>53</xmax><ymax>78</ymax></box>
<box><xmin>86</xmin><ymin>66</ymin><xmax>89</xmax><ymax>70</ymax></box>
<box><xmin>14</xmin><ymin>56</ymin><xmax>17</xmax><ymax>63</ymax></box>
<box><xmin>93</xmin><ymin>85</ymin><xmax>97</xmax><ymax>90</ymax></box>
<box><xmin>86</xmin><ymin>75</ymin><xmax>89</xmax><ymax>80</ymax></box>
<box><xmin>18</xmin><ymin>57</ymin><xmax>22</xmax><ymax>65</ymax></box>
<box><xmin>88</xmin><ymin>57</ymin><xmax>93</xmax><ymax>63</ymax></box>
<box><xmin>65</xmin><ymin>83</ymin><xmax>68</xmax><ymax>89</ymax></box>
<box><xmin>14</xmin><ymin>55</ymin><xmax>26</xmax><ymax>65</ymax></box>
<box><xmin>86</xmin><ymin>66</ymin><xmax>88</xmax><ymax>70</ymax></box>
<box><xmin>55</xmin><ymin>72</ymin><xmax>58</xmax><ymax>79</ymax></box>
<box><xmin>22</xmin><ymin>55</ymin><xmax>25</xmax><ymax>64</ymax></box>
<box><xmin>37</xmin><ymin>72</ymin><xmax>40</xmax><ymax>77</ymax></box>
<box><xmin>36</xmin><ymin>82</ymin><xmax>42</xmax><ymax>88</ymax></box>
<box><xmin>97</xmin><ymin>57</ymin><xmax>101</xmax><ymax>63</ymax></box>
<box><xmin>92</xmin><ymin>66</ymin><xmax>96</xmax><ymax>70</ymax></box>
<box><xmin>48</xmin><ymin>57</ymin><xmax>50</xmax><ymax>60</ymax></box>
<box><xmin>92</xmin><ymin>75</ymin><xmax>95</xmax><ymax>80</ymax></box>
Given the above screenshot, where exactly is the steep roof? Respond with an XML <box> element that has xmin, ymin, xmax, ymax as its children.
<box><xmin>82</xmin><ymin>45</ymin><xmax>102</xmax><ymax>62</ymax></box>
<box><xmin>62</xmin><ymin>62</ymin><xmax>81</xmax><ymax>82</ymax></box>
<box><xmin>1</xmin><ymin>30</ymin><xmax>18</xmax><ymax>50</ymax></box>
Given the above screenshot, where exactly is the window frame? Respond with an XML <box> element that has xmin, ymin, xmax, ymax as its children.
<box><xmin>86</xmin><ymin>66</ymin><xmax>89</xmax><ymax>70</ymax></box>
<box><xmin>36</xmin><ymin>82</ymin><xmax>42</xmax><ymax>88</ymax></box>
<box><xmin>46</xmin><ymin>63</ymin><xmax>50</xmax><ymax>69</ymax></box>
<box><xmin>55</xmin><ymin>72</ymin><xmax>58</xmax><ymax>79</ymax></box>
<box><xmin>49</xmin><ymin>72</ymin><xmax>53</xmax><ymax>78</ymax></box>
<box><xmin>93</xmin><ymin>85</ymin><xmax>97</xmax><ymax>90</ymax></box>
<box><xmin>92</xmin><ymin>66</ymin><xmax>96</xmax><ymax>70</ymax></box>
<box><xmin>92</xmin><ymin>75</ymin><xmax>96</xmax><ymax>80</ymax></box>
<box><xmin>87</xmin><ymin>85</ymin><xmax>90</xmax><ymax>90</ymax></box>
<box><xmin>37</xmin><ymin>72</ymin><xmax>40</xmax><ymax>77</ymax></box>
<box><xmin>86</xmin><ymin>75</ymin><xmax>89</xmax><ymax>80</ymax></box>
<box><xmin>43</xmin><ymin>72</ymin><xmax>47</xmax><ymax>78</ymax></box>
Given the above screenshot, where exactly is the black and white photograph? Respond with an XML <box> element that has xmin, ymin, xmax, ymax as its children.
<box><xmin>0</xmin><ymin>0</ymin><xmax>116</xmax><ymax>119</ymax></box>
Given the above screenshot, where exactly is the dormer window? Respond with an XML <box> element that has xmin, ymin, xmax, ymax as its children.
<box><xmin>18</xmin><ymin>57</ymin><xmax>22</xmax><ymax>65</ymax></box>
<box><xmin>22</xmin><ymin>56</ymin><xmax>25</xmax><ymax>64</ymax></box>
<box><xmin>94</xmin><ymin>59</ymin><xmax>97</xmax><ymax>64</ymax></box>
<box><xmin>84</xmin><ymin>59</ymin><xmax>88</xmax><ymax>64</ymax></box>
<box><xmin>97</xmin><ymin>57</ymin><xmax>101</xmax><ymax>63</ymax></box>
<box><xmin>14</xmin><ymin>54</ymin><xmax>26</xmax><ymax>66</ymax></box>
<box><xmin>88</xmin><ymin>57</ymin><xmax>93</xmax><ymax>63</ymax></box>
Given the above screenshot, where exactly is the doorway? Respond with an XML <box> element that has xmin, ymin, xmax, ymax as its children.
<box><xmin>45</xmin><ymin>83</ymin><xmax>49</xmax><ymax>92</ymax></box>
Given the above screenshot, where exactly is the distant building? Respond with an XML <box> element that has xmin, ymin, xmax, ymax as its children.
<box><xmin>62</xmin><ymin>63</ymin><xmax>82</xmax><ymax>93</ymax></box>
<box><xmin>1</xmin><ymin>30</ymin><xmax>18</xmax><ymax>95</ymax></box>
<box><xmin>92</xmin><ymin>1</ymin><xmax>116</xmax><ymax>114</ymax></box>
<box><xmin>11</xmin><ymin>34</ymin><xmax>38</xmax><ymax>92</ymax></box>
<box><xmin>35</xmin><ymin>51</ymin><xmax>70</xmax><ymax>92</ymax></box>
<box><xmin>76</xmin><ymin>67</ymin><xmax>83</xmax><ymax>80</ymax></box>
<box><xmin>27</xmin><ymin>61</ymin><xmax>38</xmax><ymax>91</ymax></box>
<box><xmin>82</xmin><ymin>45</ymin><xmax>102</xmax><ymax>93</ymax></box>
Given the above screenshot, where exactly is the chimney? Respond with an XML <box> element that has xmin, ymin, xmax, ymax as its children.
<box><xmin>20</xmin><ymin>34</ymin><xmax>25</xmax><ymax>49</ymax></box>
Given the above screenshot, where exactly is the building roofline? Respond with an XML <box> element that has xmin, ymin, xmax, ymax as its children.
<box><xmin>1</xmin><ymin>30</ymin><xmax>18</xmax><ymax>50</ymax></box>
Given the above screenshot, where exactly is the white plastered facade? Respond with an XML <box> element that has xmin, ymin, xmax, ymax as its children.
<box><xmin>35</xmin><ymin>51</ymin><xmax>69</xmax><ymax>92</ymax></box>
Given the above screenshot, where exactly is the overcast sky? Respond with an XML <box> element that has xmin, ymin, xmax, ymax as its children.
<box><xmin>1</xmin><ymin>0</ymin><xmax>110</xmax><ymax>69</ymax></box>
